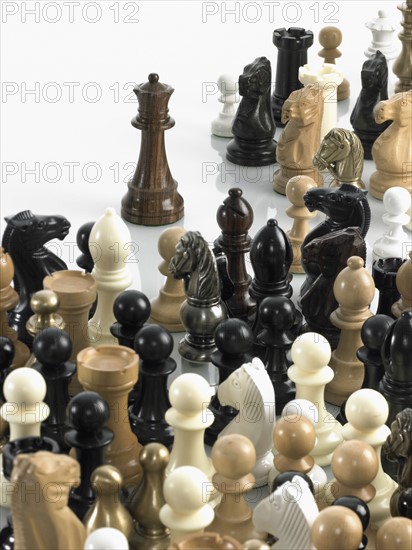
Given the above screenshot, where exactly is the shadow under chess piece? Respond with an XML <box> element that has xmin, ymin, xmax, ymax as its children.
<box><xmin>318</xmin><ymin>26</ymin><xmax>350</xmax><ymax>101</ymax></box>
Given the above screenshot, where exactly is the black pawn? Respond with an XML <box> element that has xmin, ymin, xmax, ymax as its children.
<box><xmin>32</xmin><ymin>327</ymin><xmax>75</xmax><ymax>452</ymax></box>
<box><xmin>398</xmin><ymin>487</ymin><xmax>412</xmax><ymax>519</ymax></box>
<box><xmin>271</xmin><ymin>470</ymin><xmax>315</xmax><ymax>496</ymax></box>
<box><xmin>0</xmin><ymin>337</ymin><xmax>14</xmax><ymax>402</ymax></box>
<box><xmin>258</xmin><ymin>297</ymin><xmax>296</xmax><ymax>414</ymax></box>
<box><xmin>76</xmin><ymin>221</ymin><xmax>95</xmax><ymax>273</ymax></box>
<box><xmin>205</xmin><ymin>319</ymin><xmax>254</xmax><ymax>446</ymax></box>
<box><xmin>65</xmin><ymin>391</ymin><xmax>114</xmax><ymax>520</ymax></box>
<box><xmin>332</xmin><ymin>496</ymin><xmax>370</xmax><ymax>550</ymax></box>
<box><xmin>0</xmin><ymin>515</ymin><xmax>14</xmax><ymax>550</ymax></box>
<box><xmin>373</xmin><ymin>258</ymin><xmax>404</xmax><ymax>317</ymax></box>
<box><xmin>129</xmin><ymin>325</ymin><xmax>176</xmax><ymax>448</ymax></box>
<box><xmin>110</xmin><ymin>290</ymin><xmax>151</xmax><ymax>349</ymax></box>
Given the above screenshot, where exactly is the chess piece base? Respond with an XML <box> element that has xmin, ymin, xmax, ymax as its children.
<box><xmin>273</xmin><ymin>167</ymin><xmax>323</xmax><ymax>196</ymax></box>
<box><xmin>121</xmin><ymin>183</ymin><xmax>184</xmax><ymax>226</ymax></box>
<box><xmin>369</xmin><ymin>169</ymin><xmax>412</xmax><ymax>201</ymax></box>
<box><xmin>227</xmin><ymin>136</ymin><xmax>277</xmax><ymax>167</ymax></box>
<box><xmin>212</xmin><ymin>116</ymin><xmax>234</xmax><ymax>138</ymax></box>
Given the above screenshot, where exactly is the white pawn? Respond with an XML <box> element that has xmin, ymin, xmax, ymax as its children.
<box><xmin>298</xmin><ymin>64</ymin><xmax>343</xmax><ymax>140</ymax></box>
<box><xmin>253</xmin><ymin>476</ymin><xmax>318</xmax><ymax>550</ymax></box>
<box><xmin>0</xmin><ymin>367</ymin><xmax>49</xmax><ymax>507</ymax></box>
<box><xmin>88</xmin><ymin>207</ymin><xmax>133</xmax><ymax>346</ymax></box>
<box><xmin>288</xmin><ymin>333</ymin><xmax>343</xmax><ymax>467</ymax></box>
<box><xmin>373</xmin><ymin>187</ymin><xmax>412</xmax><ymax>261</ymax></box>
<box><xmin>211</xmin><ymin>74</ymin><xmax>238</xmax><ymax>138</ymax></box>
<box><xmin>342</xmin><ymin>389</ymin><xmax>398</xmax><ymax>529</ymax></box>
<box><xmin>84</xmin><ymin>528</ymin><xmax>129</xmax><ymax>550</ymax></box>
<box><xmin>159</xmin><ymin>466</ymin><xmax>214</xmax><ymax>544</ymax></box>
<box><xmin>365</xmin><ymin>10</ymin><xmax>399</xmax><ymax>60</ymax></box>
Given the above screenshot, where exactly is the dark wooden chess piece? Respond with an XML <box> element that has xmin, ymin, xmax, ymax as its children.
<box><xmin>65</xmin><ymin>391</ymin><xmax>114</xmax><ymax>519</ymax></box>
<box><xmin>373</xmin><ymin>258</ymin><xmax>404</xmax><ymax>317</ymax></box>
<box><xmin>257</xmin><ymin>297</ymin><xmax>296</xmax><ymax>414</ymax></box>
<box><xmin>2</xmin><ymin>210</ymin><xmax>70</xmax><ymax>347</ymax></box>
<box><xmin>169</xmin><ymin>231</ymin><xmax>227</xmax><ymax>362</ymax></box>
<box><xmin>76</xmin><ymin>221</ymin><xmax>95</xmax><ymax>273</ymax></box>
<box><xmin>212</xmin><ymin>246</ymin><xmax>235</xmax><ymax>315</ymax></box>
<box><xmin>271</xmin><ymin>470</ymin><xmax>315</xmax><ymax>495</ymax></box>
<box><xmin>32</xmin><ymin>327</ymin><xmax>75</xmax><ymax>452</ymax></box>
<box><xmin>205</xmin><ymin>318</ymin><xmax>254</xmax><ymax>446</ymax></box>
<box><xmin>214</xmin><ymin>188</ymin><xmax>255</xmax><ymax>320</ymax></box>
<box><xmin>359</xmin><ymin>315</ymin><xmax>394</xmax><ymax>392</ymax></box>
<box><xmin>271</xmin><ymin>27</ymin><xmax>314</xmax><ymax>126</ymax></box>
<box><xmin>110</xmin><ymin>290</ymin><xmax>151</xmax><ymax>348</ymax></box>
<box><xmin>350</xmin><ymin>51</ymin><xmax>390</xmax><ymax>159</ymax></box>
<box><xmin>332</xmin><ymin>497</ymin><xmax>370</xmax><ymax>550</ymax></box>
<box><xmin>380</xmin><ymin>311</ymin><xmax>412</xmax><ymax>427</ymax></box>
<box><xmin>226</xmin><ymin>57</ymin><xmax>277</xmax><ymax>166</ymax></box>
<box><xmin>121</xmin><ymin>73</ymin><xmax>184</xmax><ymax>226</ymax></box>
<box><xmin>129</xmin><ymin>325</ymin><xmax>176</xmax><ymax>448</ymax></box>
<box><xmin>0</xmin><ymin>515</ymin><xmax>14</xmax><ymax>550</ymax></box>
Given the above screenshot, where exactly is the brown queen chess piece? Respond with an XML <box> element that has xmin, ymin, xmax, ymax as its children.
<box><xmin>121</xmin><ymin>73</ymin><xmax>184</xmax><ymax>226</ymax></box>
<box><xmin>393</xmin><ymin>0</ymin><xmax>412</xmax><ymax>93</ymax></box>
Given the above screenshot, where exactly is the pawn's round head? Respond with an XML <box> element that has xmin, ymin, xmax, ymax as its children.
<box><xmin>91</xmin><ymin>465</ymin><xmax>123</xmax><ymax>495</ymax></box>
<box><xmin>212</xmin><ymin>434</ymin><xmax>256</xmax><ymax>479</ymax></box>
<box><xmin>318</xmin><ymin>26</ymin><xmax>342</xmax><ymax>49</ymax></box>
<box><xmin>3</xmin><ymin>367</ymin><xmax>46</xmax><ymax>404</ymax></box>
<box><xmin>169</xmin><ymin>373</ymin><xmax>213</xmax><ymax>415</ymax></box>
<box><xmin>164</xmin><ymin>466</ymin><xmax>209</xmax><ymax>513</ymax></box>
<box><xmin>67</xmin><ymin>391</ymin><xmax>110</xmax><ymax>432</ymax></box>
<box><xmin>361</xmin><ymin>315</ymin><xmax>394</xmax><ymax>351</ymax></box>
<box><xmin>134</xmin><ymin>325</ymin><xmax>173</xmax><ymax>363</ymax></box>
<box><xmin>383</xmin><ymin>187</ymin><xmax>411</xmax><ymax>215</ymax></box>
<box><xmin>158</xmin><ymin>227</ymin><xmax>187</xmax><ymax>261</ymax></box>
<box><xmin>30</xmin><ymin>289</ymin><xmax>59</xmax><ymax>314</ymax></box>
<box><xmin>345</xmin><ymin>389</ymin><xmax>388</xmax><ymax>430</ymax></box>
<box><xmin>113</xmin><ymin>290</ymin><xmax>151</xmax><ymax>327</ymax></box>
<box><xmin>286</xmin><ymin>176</ymin><xmax>317</xmax><ymax>207</ymax></box>
<box><xmin>217</xmin><ymin>74</ymin><xmax>238</xmax><ymax>95</ymax></box>
<box><xmin>33</xmin><ymin>327</ymin><xmax>72</xmax><ymax>367</ymax></box>
<box><xmin>274</xmin><ymin>415</ymin><xmax>316</xmax><ymax>458</ymax></box>
<box><xmin>259</xmin><ymin>296</ymin><xmax>296</xmax><ymax>331</ymax></box>
<box><xmin>331</xmin><ymin>440</ymin><xmax>379</xmax><ymax>488</ymax></box>
<box><xmin>215</xmin><ymin>318</ymin><xmax>253</xmax><ymax>356</ymax></box>
<box><xmin>282</xmin><ymin>399</ymin><xmax>319</xmax><ymax>424</ymax></box>
<box><xmin>84</xmin><ymin>528</ymin><xmax>129</xmax><ymax>550</ymax></box>
<box><xmin>139</xmin><ymin>442</ymin><xmax>169</xmax><ymax>473</ymax></box>
<box><xmin>291</xmin><ymin>332</ymin><xmax>331</xmax><ymax>371</ymax></box>
<box><xmin>332</xmin><ymin>496</ymin><xmax>370</xmax><ymax>531</ymax></box>
<box><xmin>376</xmin><ymin>517</ymin><xmax>412</xmax><ymax>550</ymax></box>
<box><xmin>311</xmin><ymin>507</ymin><xmax>363</xmax><ymax>550</ymax></box>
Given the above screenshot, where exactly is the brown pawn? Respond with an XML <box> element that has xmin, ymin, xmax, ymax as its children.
<box><xmin>393</xmin><ymin>0</ymin><xmax>412</xmax><ymax>93</ymax></box>
<box><xmin>0</xmin><ymin>247</ymin><xmax>30</xmax><ymax>369</ymax></box>
<box><xmin>311</xmin><ymin>506</ymin><xmax>363</xmax><ymax>550</ymax></box>
<box><xmin>318</xmin><ymin>26</ymin><xmax>350</xmax><ymax>101</ymax></box>
<box><xmin>206</xmin><ymin>434</ymin><xmax>266</xmax><ymax>543</ymax></box>
<box><xmin>285</xmin><ymin>176</ymin><xmax>317</xmax><ymax>274</ymax></box>
<box><xmin>325</xmin><ymin>257</ymin><xmax>375</xmax><ymax>406</ymax></box>
<box><xmin>273</xmin><ymin>415</ymin><xmax>315</xmax><ymax>474</ymax></box>
<box><xmin>150</xmin><ymin>227</ymin><xmax>187</xmax><ymax>332</ymax></box>
<box><xmin>43</xmin><ymin>270</ymin><xmax>97</xmax><ymax>395</ymax></box>
<box><xmin>376</xmin><ymin>517</ymin><xmax>412</xmax><ymax>550</ymax></box>
<box><xmin>129</xmin><ymin>443</ymin><xmax>171</xmax><ymax>549</ymax></box>
<box><xmin>169</xmin><ymin>533</ymin><xmax>244</xmax><ymax>550</ymax></box>
<box><xmin>392</xmin><ymin>250</ymin><xmax>412</xmax><ymax>318</ymax></box>
<box><xmin>327</xmin><ymin>440</ymin><xmax>379</xmax><ymax>504</ymax></box>
<box><xmin>77</xmin><ymin>345</ymin><xmax>142</xmax><ymax>488</ymax></box>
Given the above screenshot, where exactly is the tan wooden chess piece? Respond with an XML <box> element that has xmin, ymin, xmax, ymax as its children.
<box><xmin>325</xmin><ymin>257</ymin><xmax>375</xmax><ymax>406</ymax></box>
<box><xmin>206</xmin><ymin>434</ymin><xmax>266</xmax><ymax>543</ymax></box>
<box><xmin>392</xmin><ymin>250</ymin><xmax>412</xmax><ymax>317</ymax></box>
<box><xmin>0</xmin><ymin>247</ymin><xmax>30</xmax><ymax>369</ymax></box>
<box><xmin>376</xmin><ymin>517</ymin><xmax>412</xmax><ymax>550</ymax></box>
<box><xmin>393</xmin><ymin>0</ymin><xmax>412</xmax><ymax>93</ymax></box>
<box><xmin>77</xmin><ymin>345</ymin><xmax>142</xmax><ymax>487</ymax></box>
<box><xmin>150</xmin><ymin>227</ymin><xmax>187</xmax><ymax>332</ymax></box>
<box><xmin>311</xmin><ymin>506</ymin><xmax>363</xmax><ymax>550</ymax></box>
<box><xmin>84</xmin><ymin>465</ymin><xmax>134</xmax><ymax>545</ymax></box>
<box><xmin>285</xmin><ymin>176</ymin><xmax>317</xmax><ymax>274</ymax></box>
<box><xmin>273</xmin><ymin>84</ymin><xmax>324</xmax><ymax>194</ymax></box>
<box><xmin>370</xmin><ymin>90</ymin><xmax>412</xmax><ymax>200</ymax></box>
<box><xmin>11</xmin><ymin>451</ymin><xmax>86</xmax><ymax>550</ymax></box>
<box><xmin>318</xmin><ymin>26</ymin><xmax>350</xmax><ymax>101</ymax></box>
<box><xmin>169</xmin><ymin>533</ymin><xmax>244</xmax><ymax>550</ymax></box>
<box><xmin>43</xmin><ymin>270</ymin><xmax>96</xmax><ymax>395</ymax></box>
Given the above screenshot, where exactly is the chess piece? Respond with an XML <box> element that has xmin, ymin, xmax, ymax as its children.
<box><xmin>121</xmin><ymin>73</ymin><xmax>184</xmax><ymax>225</ymax></box>
<box><xmin>254</xmin><ymin>475</ymin><xmax>318</xmax><ymax>550</ymax></box>
<box><xmin>43</xmin><ymin>270</ymin><xmax>97</xmax><ymax>395</ymax></box>
<box><xmin>392</xmin><ymin>250</ymin><xmax>412</xmax><ymax>317</ymax></box>
<box><xmin>318</xmin><ymin>26</ymin><xmax>350</xmax><ymax>101</ymax></box>
<box><xmin>342</xmin><ymin>389</ymin><xmax>398</xmax><ymax>527</ymax></box>
<box><xmin>257</xmin><ymin>297</ymin><xmax>296</xmax><ymax>413</ymax></box>
<box><xmin>350</xmin><ymin>52</ymin><xmax>390</xmax><ymax>159</ymax></box>
<box><xmin>32</xmin><ymin>327</ymin><xmax>75</xmax><ymax>452</ymax></box>
<box><xmin>365</xmin><ymin>10</ymin><xmax>399</xmax><ymax>60</ymax></box>
<box><xmin>326</xmin><ymin>257</ymin><xmax>375</xmax><ymax>406</ymax></box>
<box><xmin>206</xmin><ymin>435</ymin><xmax>265</xmax><ymax>542</ymax></box>
<box><xmin>77</xmin><ymin>345</ymin><xmax>142</xmax><ymax>488</ymax></box>
<box><xmin>1</xmin><ymin>211</ymin><xmax>70</xmax><ymax>347</ymax></box>
<box><xmin>206</xmin><ymin>318</ymin><xmax>254</xmax><ymax>446</ymax></box>
<box><xmin>84</xmin><ymin>465</ymin><xmax>134</xmax><ymax>545</ymax></box>
<box><xmin>211</xmin><ymin>75</ymin><xmax>238</xmax><ymax>138</ymax></box>
<box><xmin>370</xmin><ymin>90</ymin><xmax>412</xmax><ymax>200</ymax></box>
<box><xmin>159</xmin><ymin>466</ymin><xmax>214</xmax><ymax>544</ymax></box>
<box><xmin>288</xmin><ymin>332</ymin><xmax>343</xmax><ymax>466</ymax></box>
<box><xmin>393</xmin><ymin>0</ymin><xmax>412</xmax><ymax>92</ymax></box>
<box><xmin>332</xmin><ymin>497</ymin><xmax>370</xmax><ymax>550</ymax></box>
<box><xmin>217</xmin><ymin>358</ymin><xmax>276</xmax><ymax>487</ymax></box>
<box><xmin>129</xmin><ymin>443</ymin><xmax>170</xmax><ymax>548</ymax></box>
<box><xmin>170</xmin><ymin>533</ymin><xmax>244</xmax><ymax>550</ymax></box>
<box><xmin>271</xmin><ymin>27</ymin><xmax>314</xmax><ymax>126</ymax></box>
<box><xmin>376</xmin><ymin>517</ymin><xmax>412</xmax><ymax>550</ymax></box>
<box><xmin>0</xmin><ymin>515</ymin><xmax>14</xmax><ymax>550</ymax></box>
<box><xmin>380</xmin><ymin>311</ymin><xmax>412</xmax><ymax>425</ymax></box>
<box><xmin>226</xmin><ymin>57</ymin><xmax>277</xmax><ymax>166</ymax></box>
<box><xmin>215</xmin><ymin>188</ymin><xmax>255</xmax><ymax>320</ymax></box>
<box><xmin>373</xmin><ymin>259</ymin><xmax>404</xmax><ymax>317</ymax></box>
<box><xmin>110</xmin><ymin>290</ymin><xmax>151</xmax><ymax>348</ymax></box>
<box><xmin>11</xmin><ymin>451</ymin><xmax>86</xmax><ymax>550</ymax></box>
<box><xmin>169</xmin><ymin>231</ymin><xmax>227</xmax><ymax>363</ymax></box>
<box><xmin>76</xmin><ymin>221</ymin><xmax>95</xmax><ymax>273</ymax></box>
<box><xmin>150</xmin><ymin>227</ymin><xmax>187</xmax><ymax>331</ymax></box>
<box><xmin>273</xmin><ymin>85</ymin><xmax>324</xmax><ymax>194</ymax></box>
<box><xmin>65</xmin><ymin>392</ymin><xmax>114</xmax><ymax>520</ymax></box>
<box><xmin>313</xmin><ymin>128</ymin><xmax>365</xmax><ymax>190</ymax></box>
<box><xmin>373</xmin><ymin>187</ymin><xmax>411</xmax><ymax>261</ymax></box>
<box><xmin>285</xmin><ymin>176</ymin><xmax>317</xmax><ymax>273</ymax></box>
<box><xmin>0</xmin><ymin>248</ymin><xmax>30</xmax><ymax>368</ymax></box>
<box><xmin>84</xmin><ymin>528</ymin><xmax>129</xmax><ymax>550</ymax></box>
<box><xmin>0</xmin><ymin>337</ymin><xmax>13</xmax><ymax>452</ymax></box>
<box><xmin>129</xmin><ymin>325</ymin><xmax>176</xmax><ymax>448</ymax></box>
<box><xmin>298</xmin><ymin>64</ymin><xmax>343</xmax><ymax>140</ymax></box>
<box><xmin>311</xmin><ymin>506</ymin><xmax>363</xmax><ymax>550</ymax></box>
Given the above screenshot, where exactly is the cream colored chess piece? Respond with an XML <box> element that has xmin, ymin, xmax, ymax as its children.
<box><xmin>211</xmin><ymin>74</ymin><xmax>239</xmax><ymax>138</ymax></box>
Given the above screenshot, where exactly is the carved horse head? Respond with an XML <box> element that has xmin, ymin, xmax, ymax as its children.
<box><xmin>281</xmin><ymin>84</ymin><xmax>324</xmax><ymax>127</ymax></box>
